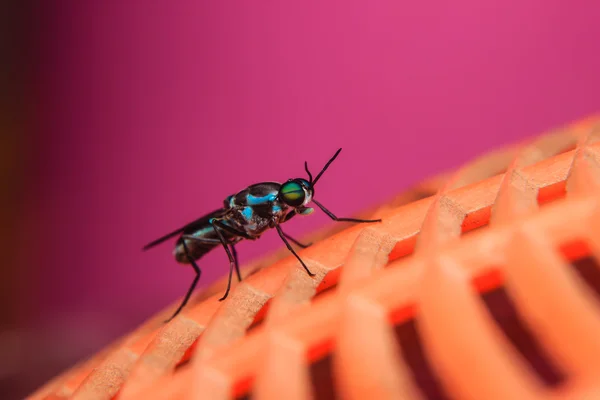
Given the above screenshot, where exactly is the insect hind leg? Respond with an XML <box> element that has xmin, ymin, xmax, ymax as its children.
<box><xmin>210</xmin><ymin>219</ymin><xmax>240</xmax><ymax>301</ymax></box>
<box><xmin>165</xmin><ymin>238</ymin><xmax>203</xmax><ymax>323</ymax></box>
<box><xmin>231</xmin><ymin>244</ymin><xmax>242</xmax><ymax>282</ymax></box>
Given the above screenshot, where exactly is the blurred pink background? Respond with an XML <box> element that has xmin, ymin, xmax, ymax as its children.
<box><xmin>7</xmin><ymin>0</ymin><xmax>600</xmax><ymax>397</ymax></box>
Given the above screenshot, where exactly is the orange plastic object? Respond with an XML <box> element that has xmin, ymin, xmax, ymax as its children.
<box><xmin>27</xmin><ymin>114</ymin><xmax>600</xmax><ymax>399</ymax></box>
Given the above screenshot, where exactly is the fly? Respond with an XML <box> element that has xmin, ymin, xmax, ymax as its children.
<box><xmin>143</xmin><ymin>148</ymin><xmax>382</xmax><ymax>322</ymax></box>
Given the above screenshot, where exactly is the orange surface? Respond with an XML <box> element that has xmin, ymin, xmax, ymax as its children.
<box><xmin>26</xmin><ymin>114</ymin><xmax>600</xmax><ymax>399</ymax></box>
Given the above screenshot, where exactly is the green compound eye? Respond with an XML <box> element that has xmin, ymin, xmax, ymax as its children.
<box><xmin>280</xmin><ymin>181</ymin><xmax>306</xmax><ymax>207</ymax></box>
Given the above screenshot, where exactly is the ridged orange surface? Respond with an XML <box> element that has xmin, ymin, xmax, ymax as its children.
<box><xmin>27</xmin><ymin>114</ymin><xmax>600</xmax><ymax>399</ymax></box>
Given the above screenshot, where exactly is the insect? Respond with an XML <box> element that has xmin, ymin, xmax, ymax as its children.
<box><xmin>143</xmin><ymin>148</ymin><xmax>382</xmax><ymax>322</ymax></box>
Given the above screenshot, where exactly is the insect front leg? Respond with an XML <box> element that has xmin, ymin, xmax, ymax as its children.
<box><xmin>280</xmin><ymin>211</ymin><xmax>312</xmax><ymax>248</ymax></box>
<box><xmin>274</xmin><ymin>224</ymin><xmax>315</xmax><ymax>277</ymax></box>
<box><xmin>281</xmin><ymin>230</ymin><xmax>312</xmax><ymax>248</ymax></box>
<box><xmin>312</xmin><ymin>199</ymin><xmax>382</xmax><ymax>223</ymax></box>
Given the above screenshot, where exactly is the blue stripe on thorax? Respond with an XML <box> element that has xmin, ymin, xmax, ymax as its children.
<box><xmin>246</xmin><ymin>193</ymin><xmax>277</xmax><ymax>205</ymax></box>
<box><xmin>242</xmin><ymin>206</ymin><xmax>253</xmax><ymax>220</ymax></box>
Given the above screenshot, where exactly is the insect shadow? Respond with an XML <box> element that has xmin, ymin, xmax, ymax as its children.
<box><xmin>143</xmin><ymin>148</ymin><xmax>382</xmax><ymax>322</ymax></box>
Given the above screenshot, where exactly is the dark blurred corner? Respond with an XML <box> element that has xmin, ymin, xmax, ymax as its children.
<box><xmin>1</xmin><ymin>0</ymin><xmax>40</xmax><ymax>398</ymax></box>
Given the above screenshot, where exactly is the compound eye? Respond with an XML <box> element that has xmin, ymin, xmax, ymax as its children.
<box><xmin>280</xmin><ymin>181</ymin><xmax>305</xmax><ymax>207</ymax></box>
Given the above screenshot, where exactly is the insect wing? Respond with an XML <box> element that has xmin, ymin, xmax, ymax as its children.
<box><xmin>143</xmin><ymin>208</ymin><xmax>229</xmax><ymax>250</ymax></box>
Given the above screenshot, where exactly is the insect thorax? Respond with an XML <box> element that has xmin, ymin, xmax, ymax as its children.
<box><xmin>226</xmin><ymin>182</ymin><xmax>290</xmax><ymax>238</ymax></box>
<box><xmin>230</xmin><ymin>200</ymin><xmax>289</xmax><ymax>237</ymax></box>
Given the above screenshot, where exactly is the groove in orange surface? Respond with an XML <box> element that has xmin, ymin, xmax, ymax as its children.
<box><xmin>386</xmin><ymin>233</ymin><xmax>417</xmax><ymax>262</ymax></box>
<box><xmin>263</xmin><ymin>260</ymin><xmax>330</xmax><ymax>324</ymax></box>
<box><xmin>194</xmin><ymin>285</ymin><xmax>271</xmax><ymax>362</ymax></box>
<box><xmin>314</xmin><ymin>266</ymin><xmax>342</xmax><ymax>293</ymax></box>
<box><xmin>338</xmin><ymin>227</ymin><xmax>397</xmax><ymax>293</ymax></box>
<box><xmin>417</xmin><ymin>256</ymin><xmax>547</xmax><ymax>400</ymax></box>
<box><xmin>251</xmin><ymin>299</ymin><xmax>271</xmax><ymax>325</ymax></box>
<box><xmin>472</xmin><ymin>269</ymin><xmax>505</xmax><ymax>294</ymax></box>
<box><xmin>175</xmin><ymin>339</ymin><xmax>197</xmax><ymax>369</ymax></box>
<box><xmin>482</xmin><ymin>285</ymin><xmax>567</xmax><ymax>388</ymax></box>
<box><xmin>388</xmin><ymin>304</ymin><xmax>417</xmax><ymax>326</ymax></box>
<box><xmin>537</xmin><ymin>181</ymin><xmax>567</xmax><ymax>204</ymax></box>
<box><xmin>254</xmin><ymin>330</ymin><xmax>314</xmax><ymax>400</ymax></box>
<box><xmin>559</xmin><ymin>239</ymin><xmax>591</xmax><ymax>261</ymax></box>
<box><xmin>232</xmin><ymin>337</ymin><xmax>336</xmax><ymax>398</ymax></box>
<box><xmin>566</xmin><ymin>149</ymin><xmax>600</xmax><ymax>196</ymax></box>
<box><xmin>503</xmin><ymin>224</ymin><xmax>600</xmax><ymax>381</ymax></box>
<box><xmin>416</xmin><ymin>193</ymin><xmax>465</xmax><ymax>252</ymax></box>
<box><xmin>461</xmin><ymin>201</ymin><xmax>493</xmax><ymax>232</ymax></box>
<box><xmin>334</xmin><ymin>294</ymin><xmax>420</xmax><ymax>399</ymax></box>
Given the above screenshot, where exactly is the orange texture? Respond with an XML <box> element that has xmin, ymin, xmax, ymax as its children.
<box><xmin>27</xmin><ymin>114</ymin><xmax>600</xmax><ymax>399</ymax></box>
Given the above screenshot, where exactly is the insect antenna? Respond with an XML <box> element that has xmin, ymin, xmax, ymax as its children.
<box><xmin>304</xmin><ymin>161</ymin><xmax>313</xmax><ymax>184</ymax></box>
<box><xmin>311</xmin><ymin>147</ymin><xmax>342</xmax><ymax>186</ymax></box>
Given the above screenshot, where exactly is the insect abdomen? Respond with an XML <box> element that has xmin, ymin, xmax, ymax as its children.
<box><xmin>173</xmin><ymin>224</ymin><xmax>221</xmax><ymax>264</ymax></box>
<box><xmin>173</xmin><ymin>239</ymin><xmax>218</xmax><ymax>264</ymax></box>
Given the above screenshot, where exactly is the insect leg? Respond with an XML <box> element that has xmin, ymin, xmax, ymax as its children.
<box><xmin>281</xmin><ymin>230</ymin><xmax>312</xmax><ymax>248</ymax></box>
<box><xmin>231</xmin><ymin>244</ymin><xmax>242</xmax><ymax>282</ymax></box>
<box><xmin>281</xmin><ymin>212</ymin><xmax>312</xmax><ymax>248</ymax></box>
<box><xmin>275</xmin><ymin>224</ymin><xmax>315</xmax><ymax>277</ymax></box>
<box><xmin>283</xmin><ymin>210</ymin><xmax>297</xmax><ymax>222</ymax></box>
<box><xmin>165</xmin><ymin>238</ymin><xmax>202</xmax><ymax>322</ymax></box>
<box><xmin>209</xmin><ymin>220</ymin><xmax>238</xmax><ymax>301</ymax></box>
<box><xmin>312</xmin><ymin>199</ymin><xmax>382</xmax><ymax>223</ymax></box>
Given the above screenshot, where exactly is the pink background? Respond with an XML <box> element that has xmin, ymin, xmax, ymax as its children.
<box><xmin>20</xmin><ymin>0</ymin><xmax>600</xmax><ymax>393</ymax></box>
